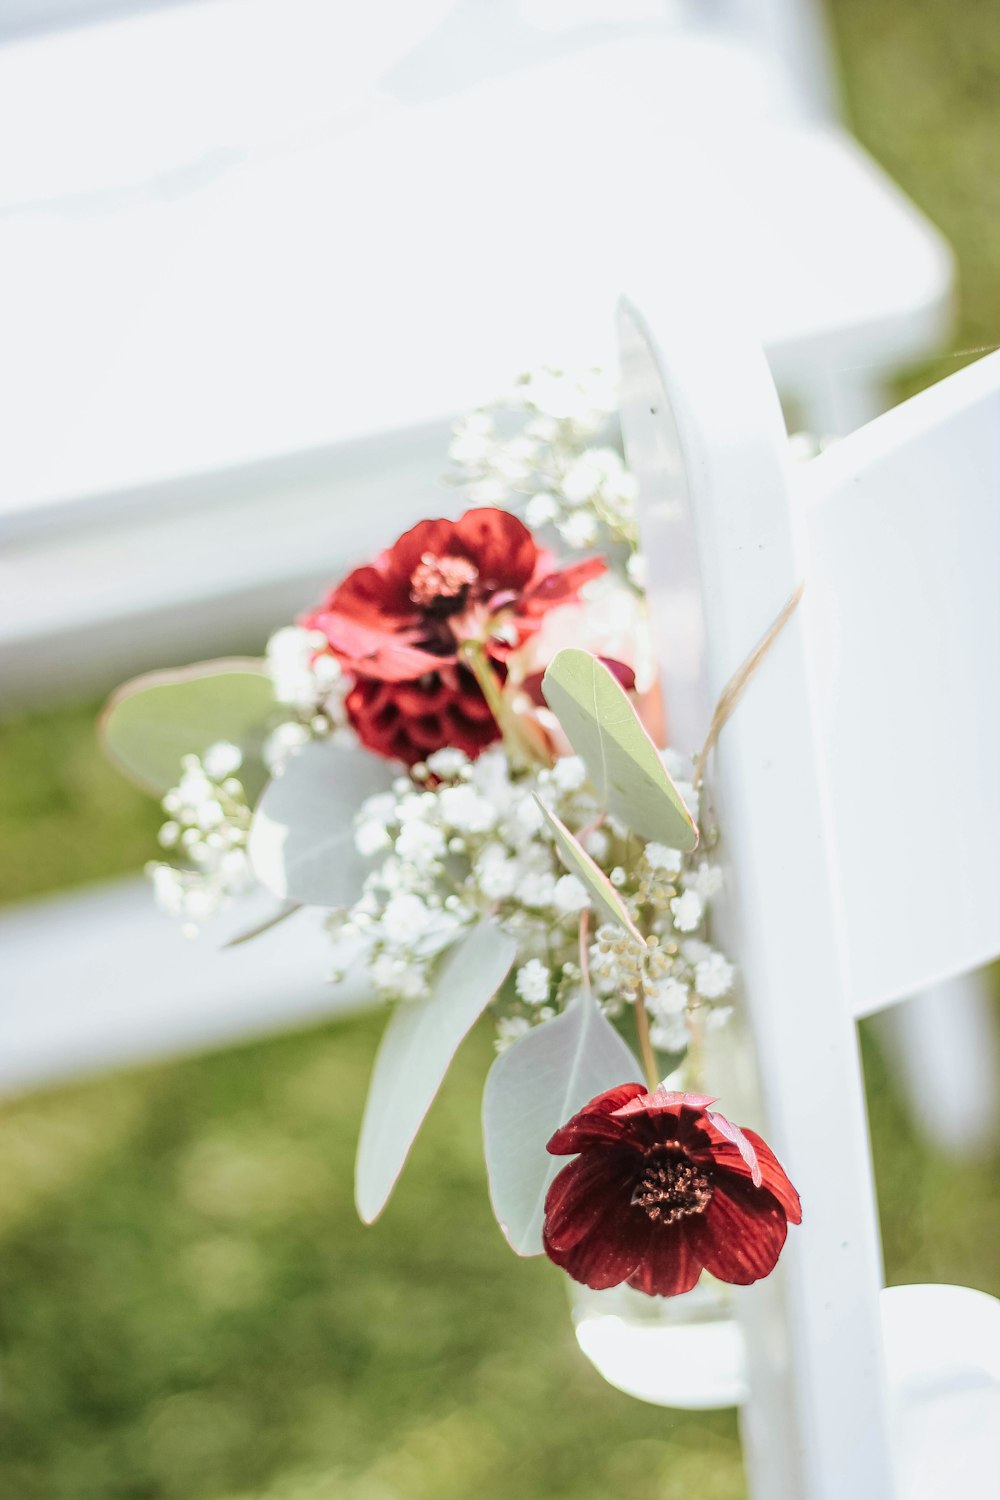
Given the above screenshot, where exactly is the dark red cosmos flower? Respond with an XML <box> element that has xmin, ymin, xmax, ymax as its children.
<box><xmin>543</xmin><ymin>1085</ymin><xmax>801</xmax><ymax>1296</ymax></box>
<box><xmin>302</xmin><ymin>508</ymin><xmax>604</xmax><ymax>763</ymax></box>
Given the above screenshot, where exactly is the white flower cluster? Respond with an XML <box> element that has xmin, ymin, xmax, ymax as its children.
<box><xmin>581</xmin><ymin>750</ymin><xmax>734</xmax><ymax>1056</ymax></box>
<box><xmin>329</xmin><ymin>740</ymin><xmax>735</xmax><ymax>1062</ymax></box>
<box><xmin>148</xmin><ymin>742</ymin><xmax>255</xmax><ymax>935</ymax></box>
<box><xmin>262</xmin><ymin>626</ymin><xmax>352</xmax><ymax>771</ymax></box>
<box><xmin>326</xmin><ymin>744</ymin><xmax>597</xmax><ymax>1008</ymax></box>
<box><xmin>448</xmin><ymin>367</ymin><xmax>643</xmax><ymax>583</ymax></box>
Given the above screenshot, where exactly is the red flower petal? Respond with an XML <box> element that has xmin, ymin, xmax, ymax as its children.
<box><xmin>612</xmin><ymin>1088</ymin><xmax>717</xmax><ymax>1119</ymax></box>
<box><xmin>455</xmin><ymin>508</ymin><xmax>538</xmax><ymax>590</ymax></box>
<box><xmin>694</xmin><ymin>1120</ymin><xmax>802</xmax><ymax>1226</ymax></box>
<box><xmin>546</xmin><ymin>1083</ymin><xmax>648</xmax><ymax>1156</ymax></box>
<box><xmin>384</xmin><ymin>518</ymin><xmax>470</xmax><ymax>592</ymax></box>
<box><xmin>686</xmin><ymin>1177</ymin><xmax>790</xmax><ymax>1285</ymax></box>
<box><xmin>543</xmin><ymin>1199</ymin><xmax>653</xmax><ymax>1291</ymax></box>
<box><xmin>627</xmin><ymin>1222</ymin><xmax>702</xmax><ymax>1298</ymax></box>
<box><xmin>597</xmin><ymin>657</ymin><xmax>637</xmax><ymax>693</ymax></box>
<box><xmin>544</xmin><ymin>1149</ymin><xmax>637</xmax><ymax>1252</ymax></box>
<box><xmin>307</xmin><ymin>612</ymin><xmax>446</xmax><ymax>682</ymax></box>
<box><xmin>519</xmin><ymin>556</ymin><xmax>606</xmax><ymax>615</ymax></box>
<box><xmin>319</xmin><ymin>562</ymin><xmax>416</xmax><ymax>631</ymax></box>
<box><xmin>345</xmin><ymin>667</ymin><xmax>502</xmax><ymax>764</ymax></box>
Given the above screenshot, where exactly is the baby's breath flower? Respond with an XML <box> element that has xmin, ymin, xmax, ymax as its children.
<box><xmin>355</xmin><ymin>820</ymin><xmax>392</xmax><ymax>857</ymax></box>
<box><xmin>644</xmin><ymin>842</ymin><xmax>683</xmax><ymax>875</ymax></box>
<box><xmin>202</xmin><ymin>741</ymin><xmax>243</xmax><ymax>779</ymax></box>
<box><xmin>670</xmin><ymin>890</ymin><xmax>704</xmax><ymax>933</ymax></box>
<box><xmin>650</xmin><ymin>1014</ymin><xmax>691</xmax><ymax>1054</ymax></box>
<box><xmin>264</xmin><ymin>720</ymin><xmax>311</xmax><ymax>773</ymax></box>
<box><xmin>684</xmin><ymin>863</ymin><xmax>724</xmax><ymax>899</ymax></box>
<box><xmin>646</xmin><ymin>977</ymin><xmax>689</xmax><ymax>1019</ymax></box>
<box><xmin>426</xmin><ymin>747</ymin><xmax>470</xmax><ymax>779</ymax></box>
<box><xmin>495</xmin><ymin>1016</ymin><xmax>532</xmax><ymax>1052</ymax></box>
<box><xmin>525</xmin><ymin>492</ymin><xmax>560</xmax><ymax>527</ymax></box>
<box><xmin>520</xmin><ymin>872</ymin><xmax>557</xmax><ymax>909</ymax></box>
<box><xmin>558</xmin><ymin>511</ymin><xmax>599</xmax><ymax>549</ymax></box>
<box><xmin>695</xmin><ymin>952</ymin><xmax>735</xmax><ymax>1000</ymax></box>
<box><xmin>394</xmin><ymin>820</ymin><xmax>446</xmax><ymax>868</ymax></box>
<box><xmin>149</xmin><ymin>747</ymin><xmax>255</xmax><ymax>931</ymax></box>
<box><xmin>438</xmin><ymin>783</ymin><xmax>497</xmax><ymax>834</ymax></box>
<box><xmin>553</xmin><ymin>874</ymin><xmax>589</xmax><ymax>915</ymax></box>
<box><xmin>550</xmin><ymin>755</ymin><xmax>587</xmax><ymax>793</ymax></box>
<box><xmin>582</xmin><ymin>827</ymin><xmax>610</xmax><ymax>862</ymax></box>
<box><xmin>515</xmin><ymin>960</ymin><xmax>551</xmax><ymax>1005</ymax></box>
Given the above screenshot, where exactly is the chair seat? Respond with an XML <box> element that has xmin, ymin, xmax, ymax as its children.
<box><xmin>1</xmin><ymin>34</ymin><xmax>950</xmax><ymax>517</ymax></box>
<box><xmin>0</xmin><ymin>879</ymin><xmax>369</xmax><ymax>1095</ymax></box>
<box><xmin>0</xmin><ymin>36</ymin><xmax>952</xmax><ymax>702</ymax></box>
<box><xmin>881</xmin><ymin>1284</ymin><xmax>1000</xmax><ymax>1499</ymax></box>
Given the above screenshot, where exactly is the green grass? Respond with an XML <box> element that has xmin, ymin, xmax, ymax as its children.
<box><xmin>3</xmin><ymin>5</ymin><xmax>1000</xmax><ymax>1494</ymax></box>
<box><xmin>0</xmin><ymin>701</ymin><xmax>160</xmax><ymax>906</ymax></box>
<box><xmin>829</xmin><ymin>0</ymin><xmax>1000</xmax><ymax>387</ymax></box>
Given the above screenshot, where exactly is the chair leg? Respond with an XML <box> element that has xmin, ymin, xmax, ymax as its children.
<box><xmin>876</xmin><ymin>969</ymin><xmax>1000</xmax><ymax>1156</ymax></box>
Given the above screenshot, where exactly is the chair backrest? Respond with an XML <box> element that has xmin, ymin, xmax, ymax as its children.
<box><xmin>618</xmin><ymin>283</ymin><xmax>896</xmax><ymax>1498</ymax></box>
<box><xmin>802</xmin><ymin>354</ymin><xmax>1000</xmax><ymax>1016</ymax></box>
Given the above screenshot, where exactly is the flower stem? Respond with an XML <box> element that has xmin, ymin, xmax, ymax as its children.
<box><xmin>460</xmin><ymin>640</ymin><xmax>552</xmax><ymax>769</ymax></box>
<box><xmin>633</xmin><ymin>987</ymin><xmax>660</xmax><ymax>1094</ymax></box>
<box><xmin>693</xmin><ymin>582</ymin><xmax>804</xmax><ymax>787</ymax></box>
<box><xmin>681</xmin><ymin>1005</ymin><xmax>705</xmax><ymax>1093</ymax></box>
<box><xmin>578</xmin><ymin>909</ymin><xmax>591</xmax><ymax>993</ymax></box>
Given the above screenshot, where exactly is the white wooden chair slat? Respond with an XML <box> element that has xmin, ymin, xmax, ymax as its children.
<box><xmin>801</xmin><ymin>354</ymin><xmax>1000</xmax><ymax>1016</ymax></box>
<box><xmin>1</xmin><ymin>2</ymin><xmax>953</xmax><ymax>707</ymax></box>
<box><xmin>619</xmin><ymin>286</ymin><xmax>895</xmax><ymax>1499</ymax></box>
<box><xmin>618</xmin><ymin>283</ymin><xmax>1000</xmax><ymax>1498</ymax></box>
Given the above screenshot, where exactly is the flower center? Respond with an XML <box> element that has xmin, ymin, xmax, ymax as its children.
<box><xmin>409</xmin><ymin>553</ymin><xmax>480</xmax><ymax>613</ymax></box>
<box><xmin>631</xmin><ymin>1151</ymin><xmax>713</xmax><ymax>1224</ymax></box>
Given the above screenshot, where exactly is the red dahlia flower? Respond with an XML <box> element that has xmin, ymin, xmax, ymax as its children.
<box><xmin>302</xmin><ymin>508</ymin><xmax>604</xmax><ymax>762</ymax></box>
<box><xmin>543</xmin><ymin>1085</ymin><xmax>801</xmax><ymax>1296</ymax></box>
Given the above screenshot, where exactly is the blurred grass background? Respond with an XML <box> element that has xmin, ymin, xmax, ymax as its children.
<box><xmin>2</xmin><ymin>2</ymin><xmax>1000</xmax><ymax>1495</ymax></box>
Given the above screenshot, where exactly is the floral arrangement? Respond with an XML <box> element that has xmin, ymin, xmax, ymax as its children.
<box><xmin>101</xmin><ymin>370</ymin><xmax>800</xmax><ymax>1302</ymax></box>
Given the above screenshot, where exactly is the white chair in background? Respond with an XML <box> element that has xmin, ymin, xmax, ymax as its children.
<box><xmin>1</xmin><ymin>0</ymin><xmax>952</xmax><ymax>703</ymax></box>
<box><xmin>616</xmin><ymin>280</ymin><xmax>999</xmax><ymax>1498</ymax></box>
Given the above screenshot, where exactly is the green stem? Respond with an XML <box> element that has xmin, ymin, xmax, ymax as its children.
<box><xmin>460</xmin><ymin>640</ymin><xmax>552</xmax><ymax>769</ymax></box>
<box><xmin>681</xmin><ymin>1006</ymin><xmax>705</xmax><ymax>1094</ymax></box>
<box><xmin>633</xmin><ymin>988</ymin><xmax>660</xmax><ymax>1094</ymax></box>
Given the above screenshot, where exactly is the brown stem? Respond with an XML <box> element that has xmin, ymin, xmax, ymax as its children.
<box><xmin>693</xmin><ymin>581</ymin><xmax>804</xmax><ymax>788</ymax></box>
<box><xmin>633</xmin><ymin>987</ymin><xmax>660</xmax><ymax>1094</ymax></box>
<box><xmin>578</xmin><ymin>909</ymin><xmax>591</xmax><ymax>993</ymax></box>
<box><xmin>223</xmin><ymin>900</ymin><xmax>301</xmax><ymax>948</ymax></box>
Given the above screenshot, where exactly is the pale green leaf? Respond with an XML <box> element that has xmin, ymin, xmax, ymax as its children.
<box><xmin>100</xmin><ymin>658</ymin><xmax>275</xmax><ymax>800</ymax></box>
<box><xmin>533</xmin><ymin>795</ymin><xmax>644</xmax><ymax>944</ymax></box>
<box><xmin>541</xmin><ymin>649</ymin><xmax>697</xmax><ymax>851</ymax></box>
<box><xmin>483</xmin><ymin>992</ymin><xmax>641</xmax><ymax>1256</ymax></box>
<box><xmin>249</xmin><ymin>739</ymin><xmax>392</xmax><ymax>909</ymax></box>
<box><xmin>356</xmin><ymin>920</ymin><xmax>516</xmax><ymax>1224</ymax></box>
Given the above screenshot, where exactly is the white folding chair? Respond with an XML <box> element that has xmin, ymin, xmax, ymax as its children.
<box><xmin>617</xmin><ymin>282</ymin><xmax>1000</xmax><ymax>1499</ymax></box>
<box><xmin>0</xmin><ymin>0</ymin><xmax>952</xmax><ymax>703</ymax></box>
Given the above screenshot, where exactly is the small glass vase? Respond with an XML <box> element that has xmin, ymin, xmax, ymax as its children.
<box><xmin>570</xmin><ymin>1273</ymin><xmax>748</xmax><ymax>1409</ymax></box>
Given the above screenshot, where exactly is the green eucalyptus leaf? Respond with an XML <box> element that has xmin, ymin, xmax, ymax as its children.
<box><xmin>355</xmin><ymin>920</ymin><xmax>517</xmax><ymax>1224</ymax></box>
<box><xmin>248</xmin><ymin>739</ymin><xmax>393</xmax><ymax>909</ymax></box>
<box><xmin>541</xmin><ymin>649</ymin><xmax>697</xmax><ymax>851</ymax></box>
<box><xmin>483</xmin><ymin>991</ymin><xmax>642</xmax><ymax>1256</ymax></box>
<box><xmin>533</xmin><ymin>795</ymin><xmax>644</xmax><ymax>944</ymax></box>
<box><xmin>100</xmin><ymin>658</ymin><xmax>276</xmax><ymax>801</ymax></box>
